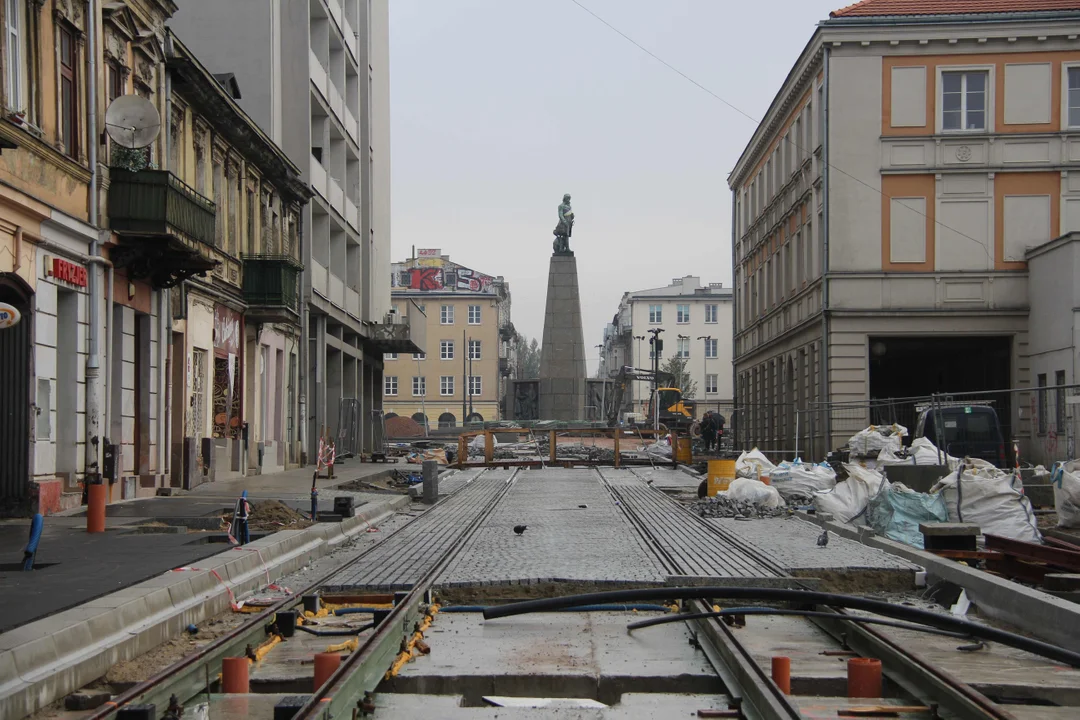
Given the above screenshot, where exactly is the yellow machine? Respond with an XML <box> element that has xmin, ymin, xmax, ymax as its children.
<box><xmin>647</xmin><ymin>387</ymin><xmax>697</xmax><ymax>432</ymax></box>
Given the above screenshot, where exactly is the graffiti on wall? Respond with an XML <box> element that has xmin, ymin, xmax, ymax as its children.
<box><xmin>455</xmin><ymin>267</ymin><xmax>494</xmax><ymax>292</ymax></box>
<box><xmin>408</xmin><ymin>267</ymin><xmax>444</xmax><ymax>291</ymax></box>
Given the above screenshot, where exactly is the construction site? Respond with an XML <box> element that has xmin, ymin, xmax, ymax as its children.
<box><xmin>4</xmin><ymin>391</ymin><xmax>1080</xmax><ymax>720</ymax></box>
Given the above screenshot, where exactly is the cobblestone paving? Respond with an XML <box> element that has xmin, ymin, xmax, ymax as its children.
<box><xmin>438</xmin><ymin>468</ymin><xmax>486</xmax><ymax>496</ymax></box>
<box><xmin>324</xmin><ymin>469</ymin><xmax>513</xmax><ymax>590</ymax></box>
<box><xmin>709</xmin><ymin>516</ymin><xmax>921</xmax><ymax>572</ymax></box>
<box><xmin>438</xmin><ymin>468</ymin><xmax>668</xmax><ymax>586</ymax></box>
<box><xmin>600</xmin><ymin>468</ymin><xmax>779</xmax><ymax>579</ymax></box>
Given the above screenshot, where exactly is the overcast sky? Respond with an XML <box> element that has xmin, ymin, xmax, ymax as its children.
<box><xmin>389</xmin><ymin>0</ymin><xmax>842</xmax><ymax>373</ymax></box>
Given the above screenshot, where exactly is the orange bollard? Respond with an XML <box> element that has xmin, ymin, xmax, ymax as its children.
<box><xmin>87</xmin><ymin>483</ymin><xmax>106</xmax><ymax>533</ymax></box>
<box><xmin>847</xmin><ymin>658</ymin><xmax>883</xmax><ymax>698</ymax></box>
<box><xmin>771</xmin><ymin>656</ymin><xmax>791</xmax><ymax>694</ymax></box>
<box><xmin>313</xmin><ymin>652</ymin><xmax>341</xmax><ymax>689</ymax></box>
<box><xmin>221</xmin><ymin>657</ymin><xmax>249</xmax><ymax>693</ymax></box>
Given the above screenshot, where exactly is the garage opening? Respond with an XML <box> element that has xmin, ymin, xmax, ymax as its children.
<box><xmin>868</xmin><ymin>335</ymin><xmax>1013</xmax><ymax>454</ymax></box>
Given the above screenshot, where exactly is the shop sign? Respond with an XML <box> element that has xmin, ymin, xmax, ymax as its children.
<box><xmin>0</xmin><ymin>302</ymin><xmax>21</xmax><ymax>329</ymax></box>
<box><xmin>213</xmin><ymin>305</ymin><xmax>242</xmax><ymax>355</ymax></box>
<box><xmin>44</xmin><ymin>255</ymin><xmax>88</xmax><ymax>287</ymax></box>
<box><xmin>417</xmin><ymin>248</ymin><xmax>440</xmax><ymax>258</ymax></box>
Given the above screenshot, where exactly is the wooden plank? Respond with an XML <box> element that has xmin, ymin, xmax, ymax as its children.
<box><xmin>986</xmin><ymin>534</ymin><xmax>1080</xmax><ymax>572</ymax></box>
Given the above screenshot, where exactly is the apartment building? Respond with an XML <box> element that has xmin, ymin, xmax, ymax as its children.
<box><xmin>728</xmin><ymin>0</ymin><xmax>1080</xmax><ymax>459</ymax></box>
<box><xmin>152</xmin><ymin>34</ymin><xmax>311</xmax><ymax>484</ymax></box>
<box><xmin>383</xmin><ymin>252</ymin><xmax>513</xmax><ymax>429</ymax></box>
<box><xmin>600</xmin><ymin>276</ymin><xmax>733</xmax><ymax>417</ymax></box>
<box><xmin>169</xmin><ymin>0</ymin><xmax>415</xmax><ymax>462</ymax></box>
<box><xmin>0</xmin><ymin>0</ymin><xmax>186</xmax><ymax>513</ymax></box>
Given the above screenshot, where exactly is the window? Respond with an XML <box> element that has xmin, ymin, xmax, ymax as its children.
<box><xmin>5</xmin><ymin>0</ymin><xmax>22</xmax><ymax>111</ymax></box>
<box><xmin>384</xmin><ymin>376</ymin><xmax>398</xmax><ymax>396</ymax></box>
<box><xmin>705</xmin><ymin>304</ymin><xmax>718</xmax><ymax>324</ymax></box>
<box><xmin>649</xmin><ymin>304</ymin><xmax>662</xmax><ymax>324</ymax></box>
<box><xmin>469</xmin><ymin>375</ymin><xmax>482</xmax><ymax>396</ymax></box>
<box><xmin>706</xmin><ymin>374</ymin><xmax>718</xmax><ymax>395</ymax></box>
<box><xmin>412</xmin><ymin>376</ymin><xmax>426</xmax><ymax>396</ymax></box>
<box><xmin>384</xmin><ymin>352</ymin><xmax>397</xmax><ymax>360</ymax></box>
<box><xmin>1056</xmin><ymin>370</ymin><xmax>1067</xmax><ymax>432</ymax></box>
<box><xmin>677</xmin><ymin>337</ymin><xmax>690</xmax><ymax>358</ymax></box>
<box><xmin>107</xmin><ymin>61</ymin><xmax>123</xmax><ymax>105</ymax></box>
<box><xmin>1069</xmin><ymin>68</ymin><xmax>1080</xmax><ymax>127</ymax></box>
<box><xmin>705</xmin><ymin>338</ymin><xmax>718</xmax><ymax>358</ymax></box>
<box><xmin>468</xmin><ymin>339</ymin><xmax>481</xmax><ymax>360</ymax></box>
<box><xmin>413</xmin><ymin>352</ymin><xmax>426</xmax><ymax>360</ymax></box>
<box><xmin>58</xmin><ymin>22</ymin><xmax>78</xmax><ymax>157</ymax></box>
<box><xmin>676</xmin><ymin>304</ymin><xmax>690</xmax><ymax>324</ymax></box>
<box><xmin>440</xmin><ymin>305</ymin><xmax>454</xmax><ymax>324</ymax></box>
<box><xmin>1038</xmin><ymin>373</ymin><xmax>1048</xmax><ymax>434</ymax></box>
<box><xmin>942</xmin><ymin>71</ymin><xmax>987</xmax><ymax>131</ymax></box>
<box><xmin>440</xmin><ymin>376</ymin><xmax>454</xmax><ymax>396</ymax></box>
<box><xmin>468</xmin><ymin>305</ymin><xmax>481</xmax><ymax>324</ymax></box>
<box><xmin>440</xmin><ymin>340</ymin><xmax>454</xmax><ymax>360</ymax></box>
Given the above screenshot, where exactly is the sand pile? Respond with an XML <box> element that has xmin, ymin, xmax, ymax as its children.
<box><xmin>224</xmin><ymin>500</ymin><xmax>313</xmax><ymax>530</ymax></box>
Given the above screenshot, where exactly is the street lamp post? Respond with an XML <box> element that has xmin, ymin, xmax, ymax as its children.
<box><xmin>633</xmin><ymin>335</ymin><xmax>646</xmax><ymax>415</ymax></box>
<box><xmin>595</xmin><ymin>343</ymin><xmax>606</xmax><ymax>423</ymax></box>
<box><xmin>698</xmin><ymin>335</ymin><xmax>712</xmax><ymax>403</ymax></box>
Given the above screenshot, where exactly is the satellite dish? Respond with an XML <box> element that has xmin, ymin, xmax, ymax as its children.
<box><xmin>105</xmin><ymin>95</ymin><xmax>161</xmax><ymax>149</ymax></box>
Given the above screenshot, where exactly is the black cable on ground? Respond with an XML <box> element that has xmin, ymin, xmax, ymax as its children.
<box><xmin>627</xmin><ymin>607</ymin><xmax>973</xmax><ymax>640</ymax></box>
<box><xmin>295</xmin><ymin>622</ymin><xmax>374</xmax><ymax>637</ymax></box>
<box><xmin>481</xmin><ymin>586</ymin><xmax>1080</xmax><ymax>667</ymax></box>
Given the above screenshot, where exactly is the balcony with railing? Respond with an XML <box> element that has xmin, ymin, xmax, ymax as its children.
<box><xmin>242</xmin><ymin>255</ymin><xmax>304</xmax><ymax>323</ymax></box>
<box><xmin>107</xmin><ymin>169</ymin><xmax>219</xmax><ymax>287</ymax></box>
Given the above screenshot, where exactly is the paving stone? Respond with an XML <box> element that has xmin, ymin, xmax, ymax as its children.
<box><xmin>325</xmin><ymin>470</ymin><xmax>514</xmax><ymax>590</ymax></box>
<box><xmin>438</xmin><ymin>468</ymin><xmax>668</xmax><ymax>586</ymax></box>
<box><xmin>708</xmin><ymin>516</ymin><xmax>921</xmax><ymax>572</ymax></box>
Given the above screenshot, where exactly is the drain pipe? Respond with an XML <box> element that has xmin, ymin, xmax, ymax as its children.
<box><xmin>298</xmin><ymin>210</ymin><xmax>309</xmax><ymax>466</ymax></box>
<box><xmin>85</xmin><ymin>0</ymin><xmax>103</xmax><ymax>482</ymax></box>
<box><xmin>819</xmin><ymin>46</ymin><xmax>831</xmax><ymax>453</ymax></box>
<box><xmin>161</xmin><ymin>31</ymin><xmax>174</xmax><ymax>480</ymax></box>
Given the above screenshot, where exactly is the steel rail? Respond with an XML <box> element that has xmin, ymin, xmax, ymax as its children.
<box><xmin>807</xmin><ymin>608</ymin><xmax>1020</xmax><ymax>720</ymax></box>
<box><xmin>597</xmin><ymin>469</ymin><xmax>802</xmax><ymax>719</ymax></box>
<box><xmin>84</xmin><ymin>470</ymin><xmax>489</xmax><ymax>720</ymax></box>
<box><xmin>292</xmin><ymin>468</ymin><xmax>520</xmax><ymax>720</ymax></box>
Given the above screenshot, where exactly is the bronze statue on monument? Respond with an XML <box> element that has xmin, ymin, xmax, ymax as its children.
<box><xmin>553</xmin><ymin>193</ymin><xmax>575</xmax><ymax>254</ymax></box>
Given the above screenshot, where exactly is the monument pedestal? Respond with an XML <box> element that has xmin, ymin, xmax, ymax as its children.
<box><xmin>538</xmin><ymin>252</ymin><xmax>586</xmax><ymax>421</ymax></box>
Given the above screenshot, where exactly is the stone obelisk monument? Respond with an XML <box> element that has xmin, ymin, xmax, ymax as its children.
<box><xmin>538</xmin><ymin>194</ymin><xmax>587</xmax><ymax>420</ymax></box>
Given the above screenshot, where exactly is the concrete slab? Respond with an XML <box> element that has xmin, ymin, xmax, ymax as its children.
<box><xmin>365</xmin><ymin>692</ymin><xmax>735</xmax><ymax>719</ymax></box>
<box><xmin>385</xmin><ymin>611</ymin><xmax>718</xmax><ymax>705</ymax></box>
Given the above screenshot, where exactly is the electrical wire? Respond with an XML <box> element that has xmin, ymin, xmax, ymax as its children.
<box><xmin>482</xmin><ymin>586</ymin><xmax>1080</xmax><ymax>667</ymax></box>
<box><xmin>566</xmin><ymin>0</ymin><xmax>996</xmax><ymax>265</ymax></box>
<box><xmin>626</xmin><ymin>607</ymin><xmax>974</xmax><ymax>640</ymax></box>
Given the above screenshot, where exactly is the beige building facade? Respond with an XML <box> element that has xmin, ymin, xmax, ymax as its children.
<box><xmin>729</xmin><ymin>0</ymin><xmax>1080</xmax><ymax>459</ymax></box>
<box><xmin>383</xmin><ymin>252</ymin><xmax>511</xmax><ymax>429</ymax></box>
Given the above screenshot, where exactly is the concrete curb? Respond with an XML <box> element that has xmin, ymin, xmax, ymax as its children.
<box><xmin>796</xmin><ymin>510</ymin><xmax>1080</xmax><ymax>653</ymax></box>
<box><xmin>0</xmin><ymin>495</ymin><xmax>410</xmax><ymax>720</ymax></box>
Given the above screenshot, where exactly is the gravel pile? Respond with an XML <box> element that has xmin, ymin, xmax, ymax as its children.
<box><xmin>690</xmin><ymin>495</ymin><xmax>794</xmax><ymax>520</ymax></box>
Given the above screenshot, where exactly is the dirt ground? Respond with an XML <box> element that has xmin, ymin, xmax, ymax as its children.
<box><xmin>223</xmin><ymin>499</ymin><xmax>313</xmax><ymax>531</ymax></box>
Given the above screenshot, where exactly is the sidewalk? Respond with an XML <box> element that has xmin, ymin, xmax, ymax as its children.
<box><xmin>0</xmin><ymin>460</ymin><xmax>406</xmax><ymax>633</ymax></box>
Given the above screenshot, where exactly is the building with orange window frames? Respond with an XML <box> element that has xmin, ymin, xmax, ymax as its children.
<box><xmin>728</xmin><ymin>0</ymin><xmax>1080</xmax><ymax>463</ymax></box>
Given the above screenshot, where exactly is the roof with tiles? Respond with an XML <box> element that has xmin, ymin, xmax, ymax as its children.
<box><xmin>831</xmin><ymin>0</ymin><xmax>1080</xmax><ymax>18</ymax></box>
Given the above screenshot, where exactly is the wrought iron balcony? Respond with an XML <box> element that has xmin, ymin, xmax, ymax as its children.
<box><xmin>242</xmin><ymin>255</ymin><xmax>303</xmax><ymax>323</ymax></box>
<box><xmin>107</xmin><ymin>168</ymin><xmax>218</xmax><ymax>288</ymax></box>
<box><xmin>109</xmin><ymin>169</ymin><xmax>216</xmax><ymax>245</ymax></box>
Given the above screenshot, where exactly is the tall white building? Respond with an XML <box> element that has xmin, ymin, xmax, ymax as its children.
<box><xmin>169</xmin><ymin>0</ymin><xmax>418</xmax><ymax>461</ymax></box>
<box><xmin>600</xmin><ymin>276</ymin><xmax>733</xmax><ymax>417</ymax></box>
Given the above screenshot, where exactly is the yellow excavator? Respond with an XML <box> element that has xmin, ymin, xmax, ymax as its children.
<box><xmin>606</xmin><ymin>366</ymin><xmax>697</xmax><ymax>432</ymax></box>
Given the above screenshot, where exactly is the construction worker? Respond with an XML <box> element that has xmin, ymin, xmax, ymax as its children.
<box><xmin>701</xmin><ymin>412</ymin><xmax>717</xmax><ymax>453</ymax></box>
<box><xmin>236</xmin><ymin>491</ymin><xmax>251</xmax><ymax>545</ymax></box>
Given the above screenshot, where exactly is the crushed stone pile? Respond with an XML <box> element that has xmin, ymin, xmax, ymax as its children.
<box><xmin>690</xmin><ymin>495</ymin><xmax>794</xmax><ymax>520</ymax></box>
<box><xmin>385</xmin><ymin>415</ymin><xmax>425</xmax><ymax>438</ymax></box>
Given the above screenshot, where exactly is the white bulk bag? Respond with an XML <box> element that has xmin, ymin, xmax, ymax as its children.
<box><xmin>931</xmin><ymin>466</ymin><xmax>1041</xmax><ymax>543</ymax></box>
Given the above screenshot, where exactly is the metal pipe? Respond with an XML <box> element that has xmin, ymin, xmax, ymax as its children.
<box><xmin>161</xmin><ymin>33</ymin><xmax>173</xmax><ymax>480</ymax></box>
<box><xmin>103</xmin><ymin>261</ymin><xmax>114</xmax><ymax>443</ymax></box>
<box><xmin>299</xmin><ymin>210</ymin><xmax>308</xmax><ymax>465</ymax></box>
<box><xmin>482</xmin><ymin>586</ymin><xmax>1080</xmax><ymax>667</ymax></box>
<box><xmin>85</xmin><ymin>0</ymin><xmax>102</xmax><ymax>482</ymax></box>
<box><xmin>820</xmin><ymin>46</ymin><xmax>832</xmax><ymax>454</ymax></box>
